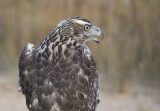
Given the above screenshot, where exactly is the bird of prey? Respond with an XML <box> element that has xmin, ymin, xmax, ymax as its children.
<box><xmin>18</xmin><ymin>17</ymin><xmax>103</xmax><ymax>111</ymax></box>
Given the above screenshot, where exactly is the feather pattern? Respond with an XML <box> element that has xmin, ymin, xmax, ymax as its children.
<box><xmin>18</xmin><ymin>17</ymin><xmax>102</xmax><ymax>111</ymax></box>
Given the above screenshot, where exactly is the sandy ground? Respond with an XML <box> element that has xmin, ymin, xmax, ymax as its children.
<box><xmin>0</xmin><ymin>74</ymin><xmax>160</xmax><ymax>111</ymax></box>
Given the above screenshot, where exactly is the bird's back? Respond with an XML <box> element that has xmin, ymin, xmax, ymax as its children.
<box><xmin>18</xmin><ymin>17</ymin><xmax>103</xmax><ymax>111</ymax></box>
<box><xmin>19</xmin><ymin>40</ymin><xmax>99</xmax><ymax>111</ymax></box>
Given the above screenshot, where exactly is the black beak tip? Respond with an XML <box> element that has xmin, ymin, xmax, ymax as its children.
<box><xmin>96</xmin><ymin>40</ymin><xmax>100</xmax><ymax>43</ymax></box>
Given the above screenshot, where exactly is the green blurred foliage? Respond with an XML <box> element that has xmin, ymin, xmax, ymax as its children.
<box><xmin>0</xmin><ymin>0</ymin><xmax>160</xmax><ymax>90</ymax></box>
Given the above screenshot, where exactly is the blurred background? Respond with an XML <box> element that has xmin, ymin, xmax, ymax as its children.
<box><xmin>0</xmin><ymin>0</ymin><xmax>160</xmax><ymax>111</ymax></box>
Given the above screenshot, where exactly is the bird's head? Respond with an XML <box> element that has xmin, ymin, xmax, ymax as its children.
<box><xmin>57</xmin><ymin>17</ymin><xmax>104</xmax><ymax>44</ymax></box>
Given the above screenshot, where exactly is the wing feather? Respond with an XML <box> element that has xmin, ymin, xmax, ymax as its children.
<box><xmin>19</xmin><ymin>40</ymin><xmax>99</xmax><ymax>111</ymax></box>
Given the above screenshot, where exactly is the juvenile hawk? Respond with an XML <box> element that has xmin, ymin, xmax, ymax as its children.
<box><xmin>18</xmin><ymin>17</ymin><xmax>103</xmax><ymax>111</ymax></box>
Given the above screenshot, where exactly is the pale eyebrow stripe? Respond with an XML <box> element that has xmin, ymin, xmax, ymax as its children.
<box><xmin>72</xmin><ymin>20</ymin><xmax>91</xmax><ymax>25</ymax></box>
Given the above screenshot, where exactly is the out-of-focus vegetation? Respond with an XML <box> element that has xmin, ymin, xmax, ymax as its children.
<box><xmin>0</xmin><ymin>0</ymin><xmax>160</xmax><ymax>91</ymax></box>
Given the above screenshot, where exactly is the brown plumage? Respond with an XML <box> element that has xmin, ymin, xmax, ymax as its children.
<box><xmin>18</xmin><ymin>17</ymin><xmax>103</xmax><ymax>111</ymax></box>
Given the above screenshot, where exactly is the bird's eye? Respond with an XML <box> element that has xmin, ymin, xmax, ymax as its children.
<box><xmin>84</xmin><ymin>25</ymin><xmax>90</xmax><ymax>31</ymax></box>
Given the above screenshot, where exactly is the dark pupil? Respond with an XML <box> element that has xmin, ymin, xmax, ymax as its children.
<box><xmin>85</xmin><ymin>26</ymin><xmax>88</xmax><ymax>30</ymax></box>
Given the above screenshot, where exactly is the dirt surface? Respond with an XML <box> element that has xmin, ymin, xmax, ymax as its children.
<box><xmin>0</xmin><ymin>75</ymin><xmax>160</xmax><ymax>111</ymax></box>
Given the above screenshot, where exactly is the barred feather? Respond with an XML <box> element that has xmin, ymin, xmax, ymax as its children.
<box><xmin>18</xmin><ymin>17</ymin><xmax>102</xmax><ymax>111</ymax></box>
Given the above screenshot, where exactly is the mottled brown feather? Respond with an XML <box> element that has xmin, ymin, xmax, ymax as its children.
<box><xmin>18</xmin><ymin>17</ymin><xmax>100</xmax><ymax>111</ymax></box>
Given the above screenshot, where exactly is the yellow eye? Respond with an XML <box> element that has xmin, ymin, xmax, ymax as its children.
<box><xmin>84</xmin><ymin>25</ymin><xmax>90</xmax><ymax>31</ymax></box>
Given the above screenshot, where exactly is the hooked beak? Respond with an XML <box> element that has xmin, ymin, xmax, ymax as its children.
<box><xmin>86</xmin><ymin>25</ymin><xmax>104</xmax><ymax>43</ymax></box>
